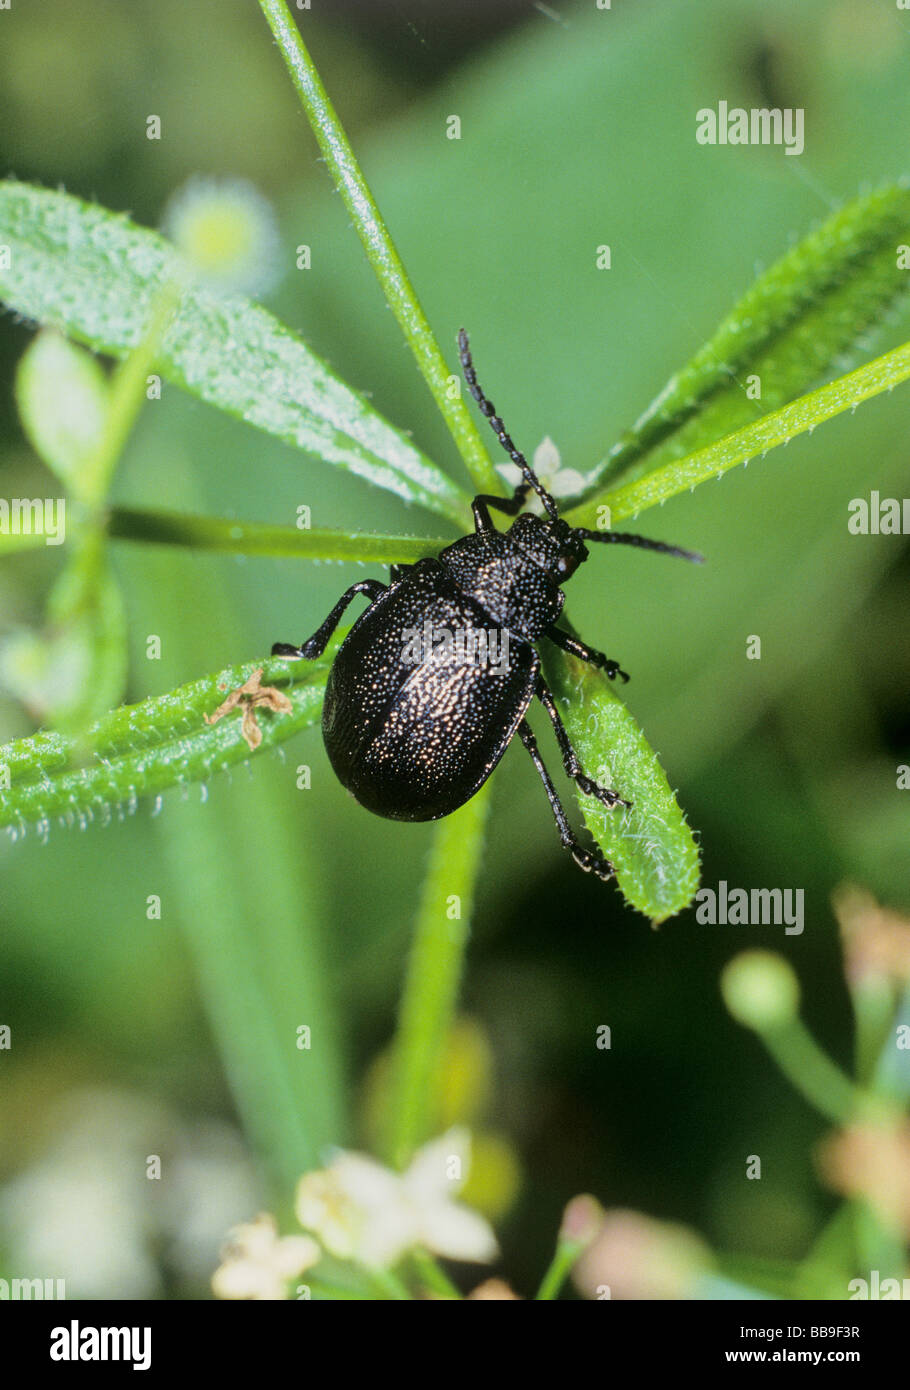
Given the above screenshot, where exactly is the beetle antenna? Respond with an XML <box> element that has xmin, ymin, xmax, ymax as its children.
<box><xmin>576</xmin><ymin>529</ymin><xmax>705</xmax><ymax>564</ymax></box>
<box><xmin>458</xmin><ymin>328</ymin><xmax>559</xmax><ymax>522</ymax></box>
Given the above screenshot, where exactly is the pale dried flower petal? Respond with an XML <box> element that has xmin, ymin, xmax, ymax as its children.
<box><xmin>212</xmin><ymin>1213</ymin><xmax>320</xmax><ymax>1300</ymax></box>
<box><xmin>295</xmin><ymin>1129</ymin><xmax>498</xmax><ymax>1268</ymax></box>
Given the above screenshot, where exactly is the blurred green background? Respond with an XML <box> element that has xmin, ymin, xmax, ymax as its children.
<box><xmin>1</xmin><ymin>0</ymin><xmax>908</xmax><ymax>1297</ymax></box>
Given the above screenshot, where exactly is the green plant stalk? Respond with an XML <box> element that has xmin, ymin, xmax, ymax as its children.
<box><xmin>761</xmin><ymin>1018</ymin><xmax>876</xmax><ymax>1126</ymax></box>
<box><xmin>851</xmin><ymin>1197</ymin><xmax>907</xmax><ymax>1280</ymax></box>
<box><xmin>43</xmin><ymin>289</ymin><xmax>179</xmax><ymax>731</ymax></box>
<box><xmin>362</xmin><ymin>1263</ymin><xmax>412</xmax><ymax>1300</ymax></box>
<box><xmin>383</xmin><ymin>782</ymin><xmax>492</xmax><ymax>1170</ymax></box>
<box><xmin>84</xmin><ymin>281</ymin><xmax>181</xmax><ymax>503</ymax></box>
<box><xmin>108</xmin><ymin>506</ymin><xmax>451</xmax><ymax>563</ymax></box>
<box><xmin>257</xmin><ymin>0</ymin><xmax>498</xmax><ymax>498</ymax></box>
<box><xmin>308</xmin><ymin>1282</ymin><xmax>374</xmax><ymax>1300</ymax></box>
<box><xmin>851</xmin><ymin>977</ymin><xmax>898</xmax><ymax>1093</ymax></box>
<box><xmin>792</xmin><ymin>1201</ymin><xmax>857</xmax><ymax>1298</ymax></box>
<box><xmin>536</xmin><ymin>1236</ymin><xmax>587</xmax><ymax>1301</ymax></box>
<box><xmin>410</xmin><ymin>1249</ymin><xmax>461</xmax><ymax>1299</ymax></box>
<box><xmin>873</xmin><ymin>981</ymin><xmax>910</xmax><ymax>1101</ymax></box>
<box><xmin>567</xmin><ymin>338</ymin><xmax>910</xmax><ymax>528</ymax></box>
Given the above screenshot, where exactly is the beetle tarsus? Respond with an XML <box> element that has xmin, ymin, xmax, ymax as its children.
<box><xmin>518</xmin><ymin>719</ymin><xmax>615</xmax><ymax>881</ymax></box>
<box><xmin>546</xmin><ymin>626</ymin><xmax>629</xmax><ymax>683</ymax></box>
<box><xmin>535</xmin><ymin>677</ymin><xmax>630</xmax><ymax>813</ymax></box>
<box><xmin>574</xmin><ymin>774</ymin><xmax>632</xmax><ymax>812</ymax></box>
<box><xmin>571</xmin><ymin>846</ymin><xmax>616</xmax><ymax>881</ymax></box>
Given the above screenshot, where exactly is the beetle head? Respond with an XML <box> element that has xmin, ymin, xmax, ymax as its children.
<box><xmin>507</xmin><ymin>513</ymin><xmax>590</xmax><ymax>583</ymax></box>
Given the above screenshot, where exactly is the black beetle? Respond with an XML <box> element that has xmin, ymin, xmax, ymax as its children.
<box><xmin>273</xmin><ymin>330</ymin><xmax>702</xmax><ymax>881</ymax></box>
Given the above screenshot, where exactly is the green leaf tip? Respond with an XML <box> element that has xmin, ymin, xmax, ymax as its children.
<box><xmin>542</xmin><ymin>650</ymin><xmax>701</xmax><ymax>923</ymax></box>
<box><xmin>0</xmin><ymin>179</ymin><xmax>469</xmax><ymax>524</ymax></box>
<box><xmin>580</xmin><ymin>182</ymin><xmax>910</xmax><ymax>509</ymax></box>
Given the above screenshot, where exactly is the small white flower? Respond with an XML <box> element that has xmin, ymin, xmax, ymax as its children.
<box><xmin>497</xmin><ymin>436</ymin><xmax>590</xmax><ymax>513</ymax></box>
<box><xmin>212</xmin><ymin>1213</ymin><xmax>320</xmax><ymax>1300</ymax></box>
<box><xmin>295</xmin><ymin>1128</ymin><xmax>498</xmax><ymax>1269</ymax></box>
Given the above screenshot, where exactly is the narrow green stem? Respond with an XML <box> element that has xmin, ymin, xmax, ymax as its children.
<box><xmin>257</xmin><ymin>0</ymin><xmax>498</xmax><ymax>496</ymax></box>
<box><xmin>108</xmin><ymin>505</ymin><xmax>451</xmax><ymax>564</ymax></box>
<box><xmin>85</xmin><ymin>281</ymin><xmax>180</xmax><ymax>504</ymax></box>
<box><xmin>411</xmin><ymin>1249</ymin><xmax>462</xmax><ymax>1299</ymax></box>
<box><xmin>362</xmin><ymin>1264</ymin><xmax>412</xmax><ymax>1301</ymax></box>
<box><xmin>566</xmin><ymin>338</ymin><xmax>910</xmax><ymax>528</ymax></box>
<box><xmin>37</xmin><ymin>285</ymin><xmax>180</xmax><ymax>732</ymax></box>
<box><xmin>384</xmin><ymin>783</ymin><xmax>492</xmax><ymax>1169</ymax></box>
<box><xmin>762</xmin><ymin>1018</ymin><xmax>878</xmax><ymax>1125</ymax></box>
<box><xmin>307</xmin><ymin>1281</ymin><xmax>375</xmax><ymax>1300</ymax></box>
<box><xmin>851</xmin><ymin>1197</ymin><xmax>907</xmax><ymax>1278</ymax></box>
<box><xmin>851</xmin><ymin>978</ymin><xmax>897</xmax><ymax>1091</ymax></box>
<box><xmin>792</xmin><ymin>1202</ymin><xmax>857</xmax><ymax>1298</ymax></box>
<box><xmin>536</xmin><ymin>1238</ymin><xmax>585</xmax><ymax>1301</ymax></box>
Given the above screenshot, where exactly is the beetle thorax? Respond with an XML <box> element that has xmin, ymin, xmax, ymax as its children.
<box><xmin>439</xmin><ymin>527</ymin><xmax>566</xmax><ymax>640</ymax></box>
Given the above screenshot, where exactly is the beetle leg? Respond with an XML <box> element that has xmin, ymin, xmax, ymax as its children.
<box><xmin>535</xmin><ymin>678</ymin><xmax>632</xmax><ymax>811</ymax></box>
<box><xmin>471</xmin><ymin>485</ymin><xmax>534</xmax><ymax>534</ymax></box>
<box><xmin>517</xmin><ymin>721</ymin><xmax>615</xmax><ymax>881</ymax></box>
<box><xmin>272</xmin><ymin>580</ymin><xmax>387</xmax><ymax>660</ymax></box>
<box><xmin>545</xmin><ymin>625</ymin><xmax>629</xmax><ymax>683</ymax></box>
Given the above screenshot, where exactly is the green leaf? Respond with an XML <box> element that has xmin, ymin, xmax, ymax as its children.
<box><xmin>0</xmin><ymin>180</ymin><xmax>470</xmax><ymax>524</ymax></box>
<box><xmin>14</xmin><ymin>328</ymin><xmax>108</xmax><ymax>500</ymax></box>
<box><xmin>0</xmin><ymin>652</ymin><xmax>329</xmax><ymax>835</ymax></box>
<box><xmin>107</xmin><ymin>505</ymin><xmax>451</xmax><ymax>564</ymax></box>
<box><xmin>567</xmin><ymin>336</ymin><xmax>910</xmax><ymax>528</ymax></box>
<box><xmin>541</xmin><ymin>649</ymin><xmax>700</xmax><ymax>923</ymax></box>
<box><xmin>588</xmin><ymin>184</ymin><xmax>910</xmax><ymax>494</ymax></box>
